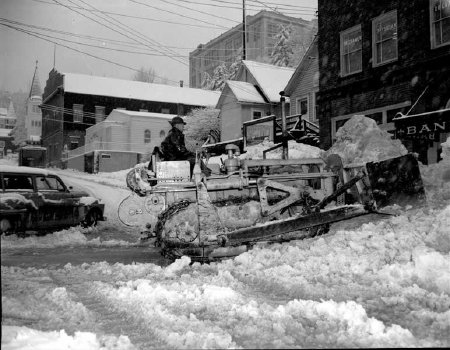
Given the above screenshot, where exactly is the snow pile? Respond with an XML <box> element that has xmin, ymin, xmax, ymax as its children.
<box><xmin>2</xmin><ymin>201</ymin><xmax>449</xmax><ymax>348</ymax></box>
<box><xmin>323</xmin><ymin>115</ymin><xmax>408</xmax><ymax>165</ymax></box>
<box><xmin>208</xmin><ymin>139</ymin><xmax>322</xmax><ymax>165</ymax></box>
<box><xmin>1</xmin><ymin>227</ymin><xmax>137</xmax><ymax>249</ymax></box>
<box><xmin>419</xmin><ymin>136</ymin><xmax>450</xmax><ymax>208</ymax></box>
<box><xmin>2</xmin><ymin>326</ymin><xmax>135</xmax><ymax>350</ymax></box>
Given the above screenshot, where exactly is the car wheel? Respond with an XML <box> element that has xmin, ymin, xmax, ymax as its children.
<box><xmin>82</xmin><ymin>209</ymin><xmax>100</xmax><ymax>228</ymax></box>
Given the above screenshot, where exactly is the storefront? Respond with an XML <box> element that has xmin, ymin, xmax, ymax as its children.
<box><xmin>393</xmin><ymin>108</ymin><xmax>450</xmax><ymax>164</ymax></box>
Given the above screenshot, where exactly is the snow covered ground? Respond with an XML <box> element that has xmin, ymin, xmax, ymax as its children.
<box><xmin>1</xmin><ymin>123</ymin><xmax>450</xmax><ymax>349</ymax></box>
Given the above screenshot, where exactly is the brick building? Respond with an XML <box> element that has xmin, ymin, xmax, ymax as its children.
<box><xmin>317</xmin><ymin>0</ymin><xmax>450</xmax><ymax>164</ymax></box>
<box><xmin>41</xmin><ymin>69</ymin><xmax>219</xmax><ymax>167</ymax></box>
<box><xmin>189</xmin><ymin>10</ymin><xmax>316</xmax><ymax>88</ymax></box>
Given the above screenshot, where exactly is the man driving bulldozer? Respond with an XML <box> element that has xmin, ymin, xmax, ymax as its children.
<box><xmin>159</xmin><ymin>116</ymin><xmax>211</xmax><ymax>176</ymax></box>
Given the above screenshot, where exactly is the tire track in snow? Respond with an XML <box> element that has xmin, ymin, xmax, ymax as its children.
<box><xmin>48</xmin><ymin>268</ymin><xmax>169</xmax><ymax>349</ymax></box>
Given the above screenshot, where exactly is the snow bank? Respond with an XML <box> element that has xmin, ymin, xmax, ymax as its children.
<box><xmin>1</xmin><ymin>227</ymin><xmax>138</xmax><ymax>249</ymax></box>
<box><xmin>2</xmin><ymin>326</ymin><xmax>135</xmax><ymax>350</ymax></box>
<box><xmin>323</xmin><ymin>115</ymin><xmax>408</xmax><ymax>165</ymax></box>
<box><xmin>419</xmin><ymin>136</ymin><xmax>450</xmax><ymax>207</ymax></box>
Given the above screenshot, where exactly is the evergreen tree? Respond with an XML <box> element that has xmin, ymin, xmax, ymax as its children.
<box><xmin>270</xmin><ymin>24</ymin><xmax>294</xmax><ymax>67</ymax></box>
<box><xmin>201</xmin><ymin>50</ymin><xmax>242</xmax><ymax>91</ymax></box>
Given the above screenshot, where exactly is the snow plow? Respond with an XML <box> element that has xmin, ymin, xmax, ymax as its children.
<box><xmin>118</xmin><ymin>145</ymin><xmax>426</xmax><ymax>263</ymax></box>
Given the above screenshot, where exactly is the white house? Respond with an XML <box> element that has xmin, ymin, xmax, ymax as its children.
<box><xmin>216</xmin><ymin>60</ymin><xmax>295</xmax><ymax>141</ymax></box>
<box><xmin>66</xmin><ymin>109</ymin><xmax>177</xmax><ymax>173</ymax></box>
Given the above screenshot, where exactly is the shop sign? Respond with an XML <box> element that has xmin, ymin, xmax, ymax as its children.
<box><xmin>394</xmin><ymin>109</ymin><xmax>450</xmax><ymax>140</ymax></box>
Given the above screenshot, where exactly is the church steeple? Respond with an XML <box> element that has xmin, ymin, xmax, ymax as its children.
<box><xmin>29</xmin><ymin>60</ymin><xmax>42</xmax><ymax>98</ymax></box>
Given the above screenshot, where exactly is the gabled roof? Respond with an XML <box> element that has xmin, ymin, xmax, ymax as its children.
<box><xmin>62</xmin><ymin>73</ymin><xmax>220</xmax><ymax>107</ymax></box>
<box><xmin>284</xmin><ymin>36</ymin><xmax>318</xmax><ymax>95</ymax></box>
<box><xmin>226</xmin><ymin>81</ymin><xmax>267</xmax><ymax>104</ymax></box>
<box><xmin>239</xmin><ymin>60</ymin><xmax>295</xmax><ymax>103</ymax></box>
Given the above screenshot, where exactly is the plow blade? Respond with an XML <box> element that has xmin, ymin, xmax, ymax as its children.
<box><xmin>217</xmin><ymin>204</ymin><xmax>368</xmax><ymax>246</ymax></box>
<box><xmin>163</xmin><ymin>205</ymin><xmax>369</xmax><ymax>252</ymax></box>
<box><xmin>365</xmin><ymin>154</ymin><xmax>427</xmax><ymax>209</ymax></box>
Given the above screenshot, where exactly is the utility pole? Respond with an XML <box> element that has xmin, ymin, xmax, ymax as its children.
<box><xmin>242</xmin><ymin>0</ymin><xmax>246</xmax><ymax>60</ymax></box>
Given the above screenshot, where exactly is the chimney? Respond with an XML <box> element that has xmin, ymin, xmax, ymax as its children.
<box><xmin>179</xmin><ymin>80</ymin><xmax>184</xmax><ymax>87</ymax></box>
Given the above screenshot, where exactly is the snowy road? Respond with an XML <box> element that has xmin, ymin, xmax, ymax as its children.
<box><xmin>2</xmin><ymin>138</ymin><xmax>450</xmax><ymax>349</ymax></box>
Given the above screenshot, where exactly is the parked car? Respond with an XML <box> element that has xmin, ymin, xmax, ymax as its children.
<box><xmin>0</xmin><ymin>165</ymin><xmax>106</xmax><ymax>235</ymax></box>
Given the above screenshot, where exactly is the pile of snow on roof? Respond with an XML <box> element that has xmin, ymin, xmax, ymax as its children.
<box><xmin>323</xmin><ymin>115</ymin><xmax>407</xmax><ymax>165</ymax></box>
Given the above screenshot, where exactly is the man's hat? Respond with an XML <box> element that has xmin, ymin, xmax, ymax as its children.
<box><xmin>169</xmin><ymin>116</ymin><xmax>186</xmax><ymax>125</ymax></box>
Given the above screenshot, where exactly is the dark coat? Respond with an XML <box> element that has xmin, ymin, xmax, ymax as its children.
<box><xmin>160</xmin><ymin>127</ymin><xmax>194</xmax><ymax>161</ymax></box>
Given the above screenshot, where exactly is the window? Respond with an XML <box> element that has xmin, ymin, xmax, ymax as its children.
<box><xmin>36</xmin><ymin>176</ymin><xmax>64</xmax><ymax>191</ymax></box>
<box><xmin>372</xmin><ymin>11</ymin><xmax>398</xmax><ymax>66</ymax></box>
<box><xmin>331</xmin><ymin>101</ymin><xmax>411</xmax><ymax>141</ymax></box>
<box><xmin>160</xmin><ymin>130</ymin><xmax>166</xmax><ymax>138</ymax></box>
<box><xmin>73</xmin><ymin>104</ymin><xmax>83</xmax><ymax>123</ymax></box>
<box><xmin>366</xmin><ymin>112</ymin><xmax>383</xmax><ymax>125</ymax></box>
<box><xmin>296</xmin><ymin>97</ymin><xmax>309</xmax><ymax>119</ymax></box>
<box><xmin>268</xmin><ymin>23</ymin><xmax>279</xmax><ymax>37</ymax></box>
<box><xmin>161</xmin><ymin>108</ymin><xmax>170</xmax><ymax>114</ymax></box>
<box><xmin>340</xmin><ymin>25</ymin><xmax>362</xmax><ymax>76</ymax></box>
<box><xmin>144</xmin><ymin>129</ymin><xmax>151</xmax><ymax>143</ymax></box>
<box><xmin>311</xmin><ymin>92</ymin><xmax>318</xmax><ymax>123</ymax></box>
<box><xmin>430</xmin><ymin>0</ymin><xmax>450</xmax><ymax>48</ymax></box>
<box><xmin>252</xmin><ymin>110</ymin><xmax>263</xmax><ymax>120</ymax></box>
<box><xmin>95</xmin><ymin>106</ymin><xmax>105</xmax><ymax>123</ymax></box>
<box><xmin>253</xmin><ymin>22</ymin><xmax>261</xmax><ymax>42</ymax></box>
<box><xmin>4</xmin><ymin>175</ymin><xmax>34</xmax><ymax>191</ymax></box>
<box><xmin>225</xmin><ymin>39</ymin><xmax>232</xmax><ymax>61</ymax></box>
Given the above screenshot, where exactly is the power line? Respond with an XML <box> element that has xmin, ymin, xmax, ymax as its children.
<box><xmin>157</xmin><ymin>0</ymin><xmax>241</xmax><ymax>24</ymax></box>
<box><xmin>129</xmin><ymin>0</ymin><xmax>230</xmax><ymax>30</ymax></box>
<box><xmin>28</xmin><ymin>0</ymin><xmax>224</xmax><ymax>29</ymax></box>
<box><xmin>52</xmin><ymin>0</ymin><xmax>189</xmax><ymax>68</ymax></box>
<box><xmin>0</xmin><ymin>22</ymin><xmax>180</xmax><ymax>85</ymax></box>
<box><xmin>72</xmin><ymin>0</ymin><xmax>188</xmax><ymax>62</ymax></box>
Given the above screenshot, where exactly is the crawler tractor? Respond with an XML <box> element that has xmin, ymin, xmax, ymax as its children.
<box><xmin>118</xmin><ymin>143</ymin><xmax>426</xmax><ymax>262</ymax></box>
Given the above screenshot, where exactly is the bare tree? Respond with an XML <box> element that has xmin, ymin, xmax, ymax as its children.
<box><xmin>133</xmin><ymin>67</ymin><xmax>156</xmax><ymax>83</ymax></box>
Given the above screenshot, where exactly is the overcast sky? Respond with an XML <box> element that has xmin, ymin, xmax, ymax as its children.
<box><xmin>0</xmin><ymin>0</ymin><xmax>317</xmax><ymax>93</ymax></box>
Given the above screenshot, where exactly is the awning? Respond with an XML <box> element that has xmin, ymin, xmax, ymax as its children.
<box><xmin>393</xmin><ymin>108</ymin><xmax>450</xmax><ymax>140</ymax></box>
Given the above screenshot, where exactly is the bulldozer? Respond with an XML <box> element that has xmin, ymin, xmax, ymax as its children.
<box><xmin>118</xmin><ymin>114</ymin><xmax>426</xmax><ymax>263</ymax></box>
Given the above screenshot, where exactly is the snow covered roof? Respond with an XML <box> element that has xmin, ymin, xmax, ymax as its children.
<box><xmin>241</xmin><ymin>60</ymin><xmax>295</xmax><ymax>103</ymax></box>
<box><xmin>0</xmin><ymin>128</ymin><xmax>12</xmax><ymax>138</ymax></box>
<box><xmin>0</xmin><ymin>165</ymin><xmax>55</xmax><ymax>176</ymax></box>
<box><xmin>226</xmin><ymin>81</ymin><xmax>267</xmax><ymax>104</ymax></box>
<box><xmin>0</xmin><ymin>107</ymin><xmax>7</xmax><ymax>116</ymax></box>
<box><xmin>62</xmin><ymin>73</ymin><xmax>220</xmax><ymax>107</ymax></box>
<box><xmin>109</xmin><ymin>109</ymin><xmax>177</xmax><ymax>120</ymax></box>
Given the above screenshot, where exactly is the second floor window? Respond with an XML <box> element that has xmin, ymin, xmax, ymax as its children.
<box><xmin>144</xmin><ymin>129</ymin><xmax>151</xmax><ymax>143</ymax></box>
<box><xmin>73</xmin><ymin>104</ymin><xmax>83</xmax><ymax>123</ymax></box>
<box><xmin>430</xmin><ymin>0</ymin><xmax>450</xmax><ymax>48</ymax></box>
<box><xmin>95</xmin><ymin>106</ymin><xmax>105</xmax><ymax>123</ymax></box>
<box><xmin>372</xmin><ymin>10</ymin><xmax>398</xmax><ymax>66</ymax></box>
<box><xmin>340</xmin><ymin>25</ymin><xmax>362</xmax><ymax>76</ymax></box>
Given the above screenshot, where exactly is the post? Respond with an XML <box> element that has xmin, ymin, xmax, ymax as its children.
<box><xmin>280</xmin><ymin>91</ymin><xmax>288</xmax><ymax>160</ymax></box>
<box><xmin>242</xmin><ymin>0</ymin><xmax>246</xmax><ymax>60</ymax></box>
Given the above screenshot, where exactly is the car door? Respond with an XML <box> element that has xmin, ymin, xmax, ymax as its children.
<box><xmin>2</xmin><ymin>173</ymin><xmax>40</xmax><ymax>230</ymax></box>
<box><xmin>35</xmin><ymin>174</ymin><xmax>77</xmax><ymax>229</ymax></box>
